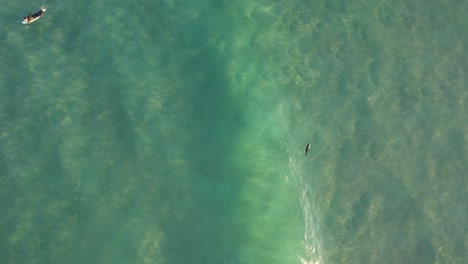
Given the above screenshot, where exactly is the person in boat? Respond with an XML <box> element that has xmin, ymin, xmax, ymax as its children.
<box><xmin>24</xmin><ymin>6</ymin><xmax>46</xmax><ymax>25</ymax></box>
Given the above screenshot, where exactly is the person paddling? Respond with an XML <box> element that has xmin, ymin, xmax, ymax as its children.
<box><xmin>305</xmin><ymin>143</ymin><xmax>311</xmax><ymax>156</ymax></box>
<box><xmin>23</xmin><ymin>6</ymin><xmax>46</xmax><ymax>25</ymax></box>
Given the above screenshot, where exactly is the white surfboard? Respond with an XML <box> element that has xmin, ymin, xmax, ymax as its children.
<box><xmin>22</xmin><ymin>16</ymin><xmax>41</xmax><ymax>25</ymax></box>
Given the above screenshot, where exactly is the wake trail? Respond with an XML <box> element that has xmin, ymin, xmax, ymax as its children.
<box><xmin>277</xmin><ymin>103</ymin><xmax>323</xmax><ymax>264</ymax></box>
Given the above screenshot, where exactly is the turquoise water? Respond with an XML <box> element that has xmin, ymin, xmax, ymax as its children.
<box><xmin>0</xmin><ymin>0</ymin><xmax>466</xmax><ymax>263</ymax></box>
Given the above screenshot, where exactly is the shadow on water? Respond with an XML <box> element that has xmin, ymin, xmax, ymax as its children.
<box><xmin>150</xmin><ymin>5</ymin><xmax>247</xmax><ymax>264</ymax></box>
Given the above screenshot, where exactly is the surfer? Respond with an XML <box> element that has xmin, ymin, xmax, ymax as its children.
<box><xmin>23</xmin><ymin>6</ymin><xmax>46</xmax><ymax>25</ymax></box>
<box><xmin>305</xmin><ymin>143</ymin><xmax>311</xmax><ymax>156</ymax></box>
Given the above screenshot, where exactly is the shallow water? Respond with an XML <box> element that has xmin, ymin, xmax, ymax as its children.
<box><xmin>0</xmin><ymin>0</ymin><xmax>466</xmax><ymax>263</ymax></box>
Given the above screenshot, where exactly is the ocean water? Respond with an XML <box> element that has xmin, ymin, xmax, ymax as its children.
<box><xmin>0</xmin><ymin>0</ymin><xmax>466</xmax><ymax>263</ymax></box>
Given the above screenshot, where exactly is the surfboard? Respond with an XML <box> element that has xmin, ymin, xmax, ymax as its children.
<box><xmin>22</xmin><ymin>16</ymin><xmax>41</xmax><ymax>25</ymax></box>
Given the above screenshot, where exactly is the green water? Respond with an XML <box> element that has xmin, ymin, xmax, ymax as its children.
<box><xmin>0</xmin><ymin>0</ymin><xmax>466</xmax><ymax>263</ymax></box>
